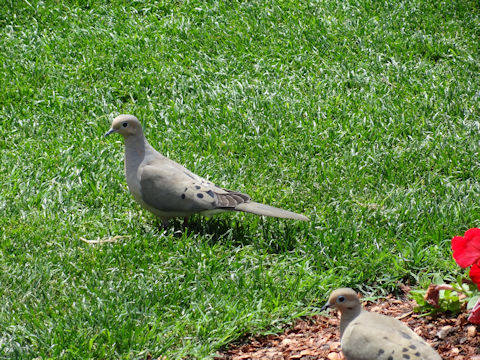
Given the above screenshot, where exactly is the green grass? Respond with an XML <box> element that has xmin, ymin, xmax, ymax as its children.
<box><xmin>1</xmin><ymin>0</ymin><xmax>480</xmax><ymax>358</ymax></box>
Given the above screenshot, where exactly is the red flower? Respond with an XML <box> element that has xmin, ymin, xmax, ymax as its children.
<box><xmin>452</xmin><ymin>228</ymin><xmax>480</xmax><ymax>288</ymax></box>
<box><xmin>470</xmin><ymin>264</ymin><xmax>480</xmax><ymax>287</ymax></box>
<box><xmin>452</xmin><ymin>228</ymin><xmax>480</xmax><ymax>267</ymax></box>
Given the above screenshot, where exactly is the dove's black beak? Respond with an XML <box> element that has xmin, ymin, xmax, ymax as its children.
<box><xmin>320</xmin><ymin>303</ymin><xmax>331</xmax><ymax>312</ymax></box>
<box><xmin>104</xmin><ymin>128</ymin><xmax>115</xmax><ymax>137</ymax></box>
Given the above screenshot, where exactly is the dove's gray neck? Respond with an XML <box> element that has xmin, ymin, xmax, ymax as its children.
<box><xmin>339</xmin><ymin>307</ymin><xmax>362</xmax><ymax>338</ymax></box>
<box><xmin>124</xmin><ymin>133</ymin><xmax>150</xmax><ymax>170</ymax></box>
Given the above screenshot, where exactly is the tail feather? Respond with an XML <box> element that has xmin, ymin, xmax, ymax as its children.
<box><xmin>234</xmin><ymin>201</ymin><xmax>309</xmax><ymax>221</ymax></box>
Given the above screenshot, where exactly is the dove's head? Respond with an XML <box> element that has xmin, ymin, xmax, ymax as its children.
<box><xmin>321</xmin><ymin>288</ymin><xmax>361</xmax><ymax>314</ymax></box>
<box><xmin>105</xmin><ymin>114</ymin><xmax>143</xmax><ymax>138</ymax></box>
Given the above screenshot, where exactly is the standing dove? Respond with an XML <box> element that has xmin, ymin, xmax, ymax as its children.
<box><xmin>321</xmin><ymin>288</ymin><xmax>442</xmax><ymax>360</ymax></box>
<box><xmin>105</xmin><ymin>114</ymin><xmax>309</xmax><ymax>226</ymax></box>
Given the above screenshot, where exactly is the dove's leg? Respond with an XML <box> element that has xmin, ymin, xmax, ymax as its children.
<box><xmin>157</xmin><ymin>218</ymin><xmax>170</xmax><ymax>230</ymax></box>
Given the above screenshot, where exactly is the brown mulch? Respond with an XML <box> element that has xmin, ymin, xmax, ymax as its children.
<box><xmin>215</xmin><ymin>290</ymin><xmax>480</xmax><ymax>360</ymax></box>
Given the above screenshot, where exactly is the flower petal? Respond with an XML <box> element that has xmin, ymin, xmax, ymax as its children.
<box><xmin>451</xmin><ymin>228</ymin><xmax>480</xmax><ymax>268</ymax></box>
<box><xmin>469</xmin><ymin>264</ymin><xmax>480</xmax><ymax>289</ymax></box>
<box><xmin>464</xmin><ymin>228</ymin><xmax>480</xmax><ymax>240</ymax></box>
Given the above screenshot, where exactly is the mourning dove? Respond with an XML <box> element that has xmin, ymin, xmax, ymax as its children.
<box><xmin>105</xmin><ymin>114</ymin><xmax>309</xmax><ymax>226</ymax></box>
<box><xmin>321</xmin><ymin>288</ymin><xmax>442</xmax><ymax>360</ymax></box>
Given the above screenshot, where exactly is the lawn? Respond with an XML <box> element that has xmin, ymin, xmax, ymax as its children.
<box><xmin>1</xmin><ymin>0</ymin><xmax>479</xmax><ymax>358</ymax></box>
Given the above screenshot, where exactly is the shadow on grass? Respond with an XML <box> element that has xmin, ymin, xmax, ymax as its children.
<box><xmin>155</xmin><ymin>214</ymin><xmax>304</xmax><ymax>253</ymax></box>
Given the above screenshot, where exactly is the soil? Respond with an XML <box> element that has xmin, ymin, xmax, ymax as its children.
<box><xmin>215</xmin><ymin>288</ymin><xmax>480</xmax><ymax>360</ymax></box>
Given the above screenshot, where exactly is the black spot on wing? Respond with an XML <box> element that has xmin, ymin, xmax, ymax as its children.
<box><xmin>378</xmin><ymin>349</ymin><xmax>385</xmax><ymax>355</ymax></box>
<box><xmin>400</xmin><ymin>331</ymin><xmax>412</xmax><ymax>340</ymax></box>
<box><xmin>206</xmin><ymin>190</ymin><xmax>214</xmax><ymax>198</ymax></box>
<box><xmin>403</xmin><ymin>355</ymin><xmax>410</xmax><ymax>359</ymax></box>
<box><xmin>181</xmin><ymin>194</ymin><xmax>186</xmax><ymax>199</ymax></box>
<box><xmin>409</xmin><ymin>345</ymin><xmax>416</xmax><ymax>350</ymax></box>
<box><xmin>403</xmin><ymin>348</ymin><xmax>409</xmax><ymax>352</ymax></box>
<box><xmin>387</xmin><ymin>356</ymin><xmax>393</xmax><ymax>360</ymax></box>
<box><xmin>197</xmin><ymin>193</ymin><xmax>204</xmax><ymax>199</ymax></box>
<box><xmin>414</xmin><ymin>352</ymin><xmax>421</xmax><ymax>357</ymax></box>
<box><xmin>195</xmin><ymin>185</ymin><xmax>201</xmax><ymax>189</ymax></box>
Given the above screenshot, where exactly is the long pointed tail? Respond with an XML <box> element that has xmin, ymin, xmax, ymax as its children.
<box><xmin>234</xmin><ymin>201</ymin><xmax>309</xmax><ymax>221</ymax></box>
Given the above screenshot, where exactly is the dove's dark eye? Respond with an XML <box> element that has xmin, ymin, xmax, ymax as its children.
<box><xmin>122</xmin><ymin>122</ymin><xmax>128</xmax><ymax>127</ymax></box>
<box><xmin>337</xmin><ymin>296</ymin><xmax>345</xmax><ymax>303</ymax></box>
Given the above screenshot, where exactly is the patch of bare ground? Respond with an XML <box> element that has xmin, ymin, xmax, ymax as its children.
<box><xmin>216</xmin><ymin>290</ymin><xmax>480</xmax><ymax>360</ymax></box>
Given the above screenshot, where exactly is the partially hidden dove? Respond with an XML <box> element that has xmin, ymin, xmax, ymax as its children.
<box><xmin>105</xmin><ymin>114</ymin><xmax>309</xmax><ymax>226</ymax></box>
<box><xmin>321</xmin><ymin>288</ymin><xmax>442</xmax><ymax>360</ymax></box>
